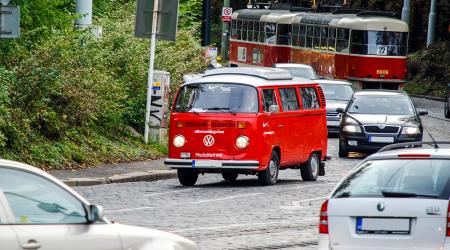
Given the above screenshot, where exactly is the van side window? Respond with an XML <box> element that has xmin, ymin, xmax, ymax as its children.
<box><xmin>262</xmin><ymin>89</ymin><xmax>277</xmax><ymax>112</ymax></box>
<box><xmin>300</xmin><ymin>87</ymin><xmax>320</xmax><ymax>110</ymax></box>
<box><xmin>279</xmin><ymin>88</ymin><xmax>300</xmax><ymax>111</ymax></box>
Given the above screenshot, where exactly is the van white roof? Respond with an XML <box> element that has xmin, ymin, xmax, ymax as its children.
<box><xmin>183</xmin><ymin>67</ymin><xmax>315</xmax><ymax>88</ymax></box>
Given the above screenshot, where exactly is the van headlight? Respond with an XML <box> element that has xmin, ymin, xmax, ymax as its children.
<box><xmin>173</xmin><ymin>135</ymin><xmax>186</xmax><ymax>148</ymax></box>
<box><xmin>236</xmin><ymin>136</ymin><xmax>249</xmax><ymax>149</ymax></box>
<box><xmin>401</xmin><ymin>126</ymin><xmax>420</xmax><ymax>135</ymax></box>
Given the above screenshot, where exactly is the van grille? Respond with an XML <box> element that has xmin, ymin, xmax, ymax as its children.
<box><xmin>183</xmin><ymin>121</ymin><xmax>236</xmax><ymax>128</ymax></box>
<box><xmin>316</xmin><ymin>86</ymin><xmax>326</xmax><ymax>108</ymax></box>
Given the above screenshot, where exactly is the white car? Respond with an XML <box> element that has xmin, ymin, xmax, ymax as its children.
<box><xmin>0</xmin><ymin>160</ymin><xmax>198</xmax><ymax>250</ymax></box>
<box><xmin>273</xmin><ymin>63</ymin><xmax>319</xmax><ymax>80</ymax></box>
<box><xmin>318</xmin><ymin>142</ymin><xmax>450</xmax><ymax>250</ymax></box>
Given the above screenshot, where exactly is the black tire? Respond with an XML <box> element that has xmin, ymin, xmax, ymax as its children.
<box><xmin>222</xmin><ymin>172</ymin><xmax>238</xmax><ymax>181</ymax></box>
<box><xmin>258</xmin><ymin>151</ymin><xmax>279</xmax><ymax>186</ymax></box>
<box><xmin>445</xmin><ymin>100</ymin><xmax>450</xmax><ymax>118</ymax></box>
<box><xmin>301</xmin><ymin>153</ymin><xmax>319</xmax><ymax>181</ymax></box>
<box><xmin>177</xmin><ymin>169</ymin><xmax>198</xmax><ymax>186</ymax></box>
<box><xmin>338</xmin><ymin>139</ymin><xmax>348</xmax><ymax>158</ymax></box>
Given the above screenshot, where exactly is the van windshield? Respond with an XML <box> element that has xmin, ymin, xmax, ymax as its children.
<box><xmin>175</xmin><ymin>83</ymin><xmax>259</xmax><ymax>113</ymax></box>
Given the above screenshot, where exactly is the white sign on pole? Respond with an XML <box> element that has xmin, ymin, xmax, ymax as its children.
<box><xmin>221</xmin><ymin>7</ymin><xmax>232</xmax><ymax>22</ymax></box>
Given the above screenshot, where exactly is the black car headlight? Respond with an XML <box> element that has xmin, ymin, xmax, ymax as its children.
<box><xmin>343</xmin><ymin>117</ymin><xmax>362</xmax><ymax>133</ymax></box>
<box><xmin>401</xmin><ymin>126</ymin><xmax>420</xmax><ymax>135</ymax></box>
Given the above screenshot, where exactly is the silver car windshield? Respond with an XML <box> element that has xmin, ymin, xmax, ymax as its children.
<box><xmin>333</xmin><ymin>159</ymin><xmax>450</xmax><ymax>199</ymax></box>
<box><xmin>282</xmin><ymin>67</ymin><xmax>318</xmax><ymax>80</ymax></box>
<box><xmin>175</xmin><ymin>83</ymin><xmax>259</xmax><ymax>113</ymax></box>
<box><xmin>348</xmin><ymin>95</ymin><xmax>415</xmax><ymax>115</ymax></box>
<box><xmin>319</xmin><ymin>84</ymin><xmax>354</xmax><ymax>101</ymax></box>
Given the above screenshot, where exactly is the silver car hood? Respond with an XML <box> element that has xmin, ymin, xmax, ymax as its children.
<box><xmin>113</xmin><ymin>224</ymin><xmax>199</xmax><ymax>250</ymax></box>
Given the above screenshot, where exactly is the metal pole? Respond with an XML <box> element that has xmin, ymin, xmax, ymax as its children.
<box><xmin>75</xmin><ymin>0</ymin><xmax>92</xmax><ymax>29</ymax></box>
<box><xmin>144</xmin><ymin>0</ymin><xmax>159</xmax><ymax>144</ymax></box>
<box><xmin>201</xmin><ymin>0</ymin><xmax>211</xmax><ymax>46</ymax></box>
<box><xmin>401</xmin><ymin>0</ymin><xmax>410</xmax><ymax>25</ymax></box>
<box><xmin>426</xmin><ymin>0</ymin><xmax>437</xmax><ymax>46</ymax></box>
<box><xmin>221</xmin><ymin>0</ymin><xmax>230</xmax><ymax>61</ymax></box>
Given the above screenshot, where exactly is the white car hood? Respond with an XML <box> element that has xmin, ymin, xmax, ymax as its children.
<box><xmin>112</xmin><ymin>224</ymin><xmax>199</xmax><ymax>250</ymax></box>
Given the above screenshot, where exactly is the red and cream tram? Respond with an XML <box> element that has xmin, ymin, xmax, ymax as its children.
<box><xmin>229</xmin><ymin>8</ymin><xmax>409</xmax><ymax>89</ymax></box>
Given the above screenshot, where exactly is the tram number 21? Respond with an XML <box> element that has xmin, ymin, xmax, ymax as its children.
<box><xmin>377</xmin><ymin>45</ymin><xmax>388</xmax><ymax>56</ymax></box>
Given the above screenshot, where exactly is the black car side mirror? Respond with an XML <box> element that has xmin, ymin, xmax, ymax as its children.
<box><xmin>417</xmin><ymin>109</ymin><xmax>428</xmax><ymax>116</ymax></box>
<box><xmin>336</xmin><ymin>108</ymin><xmax>345</xmax><ymax>113</ymax></box>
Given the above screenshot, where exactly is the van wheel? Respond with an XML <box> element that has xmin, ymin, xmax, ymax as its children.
<box><xmin>258</xmin><ymin>151</ymin><xmax>279</xmax><ymax>186</ymax></box>
<box><xmin>222</xmin><ymin>172</ymin><xmax>238</xmax><ymax>181</ymax></box>
<box><xmin>338</xmin><ymin>139</ymin><xmax>348</xmax><ymax>158</ymax></box>
<box><xmin>445</xmin><ymin>100</ymin><xmax>450</xmax><ymax>118</ymax></box>
<box><xmin>177</xmin><ymin>169</ymin><xmax>198</xmax><ymax>186</ymax></box>
<box><xmin>301</xmin><ymin>153</ymin><xmax>319</xmax><ymax>181</ymax></box>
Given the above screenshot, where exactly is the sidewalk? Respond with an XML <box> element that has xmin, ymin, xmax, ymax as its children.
<box><xmin>49</xmin><ymin>158</ymin><xmax>177</xmax><ymax>187</ymax></box>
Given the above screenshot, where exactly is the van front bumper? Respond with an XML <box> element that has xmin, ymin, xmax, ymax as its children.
<box><xmin>164</xmin><ymin>158</ymin><xmax>260</xmax><ymax>170</ymax></box>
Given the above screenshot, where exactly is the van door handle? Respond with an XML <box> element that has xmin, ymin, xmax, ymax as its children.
<box><xmin>22</xmin><ymin>239</ymin><xmax>41</xmax><ymax>250</ymax></box>
<box><xmin>278</xmin><ymin>124</ymin><xmax>284</xmax><ymax>128</ymax></box>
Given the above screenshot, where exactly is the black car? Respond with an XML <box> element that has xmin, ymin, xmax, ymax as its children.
<box><xmin>337</xmin><ymin>90</ymin><xmax>428</xmax><ymax>157</ymax></box>
<box><xmin>445</xmin><ymin>83</ymin><xmax>450</xmax><ymax>118</ymax></box>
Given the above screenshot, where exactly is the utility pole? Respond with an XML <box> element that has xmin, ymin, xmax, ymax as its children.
<box><xmin>401</xmin><ymin>0</ymin><xmax>410</xmax><ymax>25</ymax></box>
<box><xmin>75</xmin><ymin>0</ymin><xmax>92</xmax><ymax>29</ymax></box>
<box><xmin>221</xmin><ymin>0</ymin><xmax>230</xmax><ymax>61</ymax></box>
<box><xmin>201</xmin><ymin>0</ymin><xmax>211</xmax><ymax>46</ymax></box>
<box><xmin>426</xmin><ymin>0</ymin><xmax>437</xmax><ymax>46</ymax></box>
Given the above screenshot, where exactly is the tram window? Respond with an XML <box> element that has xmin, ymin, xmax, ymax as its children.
<box><xmin>252</xmin><ymin>48</ymin><xmax>263</xmax><ymax>64</ymax></box>
<box><xmin>277</xmin><ymin>24</ymin><xmax>290</xmax><ymax>45</ymax></box>
<box><xmin>320</xmin><ymin>27</ymin><xmax>328</xmax><ymax>50</ymax></box>
<box><xmin>231</xmin><ymin>20</ymin><xmax>237</xmax><ymax>39</ymax></box>
<box><xmin>299</xmin><ymin>25</ymin><xmax>306</xmax><ymax>47</ymax></box>
<box><xmin>336</xmin><ymin>28</ymin><xmax>349</xmax><ymax>53</ymax></box>
<box><xmin>350</xmin><ymin>30</ymin><xmax>408</xmax><ymax>56</ymax></box>
<box><xmin>242</xmin><ymin>21</ymin><xmax>248</xmax><ymax>41</ymax></box>
<box><xmin>253</xmin><ymin>22</ymin><xmax>260</xmax><ymax>42</ymax></box>
<box><xmin>328</xmin><ymin>28</ymin><xmax>336</xmax><ymax>51</ymax></box>
<box><xmin>265</xmin><ymin>22</ymin><xmax>276</xmax><ymax>44</ymax></box>
<box><xmin>259</xmin><ymin>22</ymin><xmax>265</xmax><ymax>43</ymax></box>
<box><xmin>305</xmin><ymin>25</ymin><xmax>313</xmax><ymax>48</ymax></box>
<box><xmin>313</xmin><ymin>26</ymin><xmax>321</xmax><ymax>49</ymax></box>
<box><xmin>292</xmin><ymin>24</ymin><xmax>300</xmax><ymax>47</ymax></box>
<box><xmin>248</xmin><ymin>21</ymin><xmax>254</xmax><ymax>41</ymax></box>
<box><xmin>236</xmin><ymin>20</ymin><xmax>242</xmax><ymax>40</ymax></box>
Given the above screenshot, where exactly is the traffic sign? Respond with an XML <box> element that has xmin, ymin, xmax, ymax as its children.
<box><xmin>221</xmin><ymin>7</ymin><xmax>232</xmax><ymax>22</ymax></box>
<box><xmin>0</xmin><ymin>6</ymin><xmax>19</xmax><ymax>38</ymax></box>
<box><xmin>135</xmin><ymin>0</ymin><xmax>179</xmax><ymax>41</ymax></box>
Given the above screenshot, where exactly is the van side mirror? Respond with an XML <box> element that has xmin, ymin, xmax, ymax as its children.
<box><xmin>417</xmin><ymin>109</ymin><xmax>428</xmax><ymax>116</ymax></box>
<box><xmin>88</xmin><ymin>205</ymin><xmax>104</xmax><ymax>223</ymax></box>
<box><xmin>268</xmin><ymin>105</ymin><xmax>280</xmax><ymax>113</ymax></box>
<box><xmin>336</xmin><ymin>108</ymin><xmax>345</xmax><ymax>113</ymax></box>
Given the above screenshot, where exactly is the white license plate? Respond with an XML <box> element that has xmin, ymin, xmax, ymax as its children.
<box><xmin>356</xmin><ymin>217</ymin><xmax>410</xmax><ymax>234</ymax></box>
<box><xmin>192</xmin><ymin>160</ymin><xmax>221</xmax><ymax>168</ymax></box>
<box><xmin>369</xmin><ymin>136</ymin><xmax>394</xmax><ymax>143</ymax></box>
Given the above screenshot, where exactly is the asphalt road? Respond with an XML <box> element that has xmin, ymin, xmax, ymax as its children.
<box><xmin>75</xmin><ymin>97</ymin><xmax>450</xmax><ymax>250</ymax></box>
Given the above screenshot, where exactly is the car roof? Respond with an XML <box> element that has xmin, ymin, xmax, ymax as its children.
<box><xmin>353</xmin><ymin>90</ymin><xmax>407</xmax><ymax>96</ymax></box>
<box><xmin>183</xmin><ymin>67</ymin><xmax>316</xmax><ymax>87</ymax></box>
<box><xmin>314</xmin><ymin>79</ymin><xmax>353</xmax><ymax>85</ymax></box>
<box><xmin>274</xmin><ymin>63</ymin><xmax>313</xmax><ymax>69</ymax></box>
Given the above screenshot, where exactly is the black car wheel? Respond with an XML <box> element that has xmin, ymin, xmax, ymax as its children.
<box><xmin>445</xmin><ymin>99</ymin><xmax>450</xmax><ymax>118</ymax></box>
<box><xmin>338</xmin><ymin>139</ymin><xmax>348</xmax><ymax>158</ymax></box>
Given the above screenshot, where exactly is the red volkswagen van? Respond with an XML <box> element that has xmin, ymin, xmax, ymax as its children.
<box><xmin>164</xmin><ymin>67</ymin><xmax>328</xmax><ymax>186</ymax></box>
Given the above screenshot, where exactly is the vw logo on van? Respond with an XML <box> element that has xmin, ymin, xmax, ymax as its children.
<box><xmin>203</xmin><ymin>135</ymin><xmax>215</xmax><ymax>147</ymax></box>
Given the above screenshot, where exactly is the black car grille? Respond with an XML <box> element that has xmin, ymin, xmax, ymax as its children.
<box><xmin>363</xmin><ymin>125</ymin><xmax>400</xmax><ymax>134</ymax></box>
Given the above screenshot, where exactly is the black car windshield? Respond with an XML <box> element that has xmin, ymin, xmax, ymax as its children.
<box><xmin>281</xmin><ymin>67</ymin><xmax>318</xmax><ymax>80</ymax></box>
<box><xmin>319</xmin><ymin>84</ymin><xmax>354</xmax><ymax>101</ymax></box>
<box><xmin>175</xmin><ymin>83</ymin><xmax>259</xmax><ymax>113</ymax></box>
<box><xmin>333</xmin><ymin>159</ymin><xmax>450</xmax><ymax>199</ymax></box>
<box><xmin>348</xmin><ymin>95</ymin><xmax>414</xmax><ymax>115</ymax></box>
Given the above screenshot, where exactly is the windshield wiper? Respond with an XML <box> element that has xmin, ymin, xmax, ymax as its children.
<box><xmin>381</xmin><ymin>191</ymin><xmax>438</xmax><ymax>198</ymax></box>
<box><xmin>206</xmin><ymin>107</ymin><xmax>236</xmax><ymax>115</ymax></box>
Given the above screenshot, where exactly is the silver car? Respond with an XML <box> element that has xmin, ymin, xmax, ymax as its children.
<box><xmin>0</xmin><ymin>160</ymin><xmax>198</xmax><ymax>250</ymax></box>
<box><xmin>318</xmin><ymin>142</ymin><xmax>450</xmax><ymax>250</ymax></box>
<box><xmin>273</xmin><ymin>63</ymin><xmax>319</xmax><ymax>80</ymax></box>
<box><xmin>315</xmin><ymin>79</ymin><xmax>354</xmax><ymax>134</ymax></box>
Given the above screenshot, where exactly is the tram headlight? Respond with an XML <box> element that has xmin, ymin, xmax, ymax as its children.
<box><xmin>236</xmin><ymin>136</ymin><xmax>250</xmax><ymax>149</ymax></box>
<box><xmin>173</xmin><ymin>135</ymin><xmax>186</xmax><ymax>148</ymax></box>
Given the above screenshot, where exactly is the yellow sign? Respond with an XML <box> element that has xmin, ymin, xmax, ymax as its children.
<box><xmin>376</xmin><ymin>70</ymin><xmax>389</xmax><ymax>75</ymax></box>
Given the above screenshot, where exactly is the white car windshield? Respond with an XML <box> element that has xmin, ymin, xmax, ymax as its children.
<box><xmin>319</xmin><ymin>84</ymin><xmax>354</xmax><ymax>101</ymax></box>
<box><xmin>281</xmin><ymin>67</ymin><xmax>318</xmax><ymax>80</ymax></box>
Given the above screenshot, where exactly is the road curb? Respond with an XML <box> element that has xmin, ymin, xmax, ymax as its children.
<box><xmin>61</xmin><ymin>170</ymin><xmax>177</xmax><ymax>187</ymax></box>
<box><xmin>410</xmin><ymin>94</ymin><xmax>445</xmax><ymax>102</ymax></box>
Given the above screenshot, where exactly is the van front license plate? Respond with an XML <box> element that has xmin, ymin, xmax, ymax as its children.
<box><xmin>356</xmin><ymin>217</ymin><xmax>410</xmax><ymax>235</ymax></box>
<box><xmin>369</xmin><ymin>136</ymin><xmax>394</xmax><ymax>143</ymax></box>
<box><xmin>192</xmin><ymin>160</ymin><xmax>222</xmax><ymax>168</ymax></box>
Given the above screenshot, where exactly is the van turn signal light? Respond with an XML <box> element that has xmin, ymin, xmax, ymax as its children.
<box><xmin>237</xmin><ymin>122</ymin><xmax>246</xmax><ymax>129</ymax></box>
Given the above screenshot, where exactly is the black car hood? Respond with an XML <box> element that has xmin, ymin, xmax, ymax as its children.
<box><xmin>347</xmin><ymin>113</ymin><xmax>420</xmax><ymax>126</ymax></box>
<box><xmin>326</xmin><ymin>100</ymin><xmax>349</xmax><ymax>113</ymax></box>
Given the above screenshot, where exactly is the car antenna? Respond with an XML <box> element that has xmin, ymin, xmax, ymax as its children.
<box><xmin>424</xmin><ymin>128</ymin><xmax>439</xmax><ymax>149</ymax></box>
